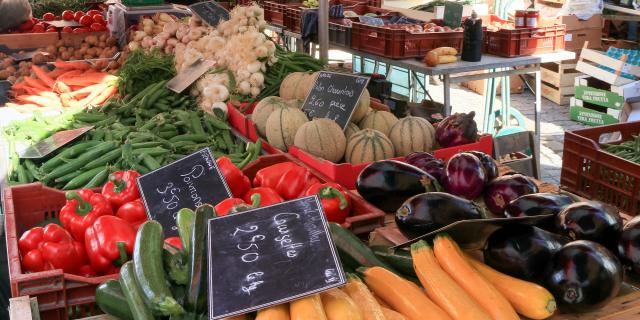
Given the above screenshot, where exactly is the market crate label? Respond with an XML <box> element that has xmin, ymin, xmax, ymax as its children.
<box><xmin>443</xmin><ymin>1</ymin><xmax>464</xmax><ymax>28</ymax></box>
<box><xmin>570</xmin><ymin>106</ymin><xmax>620</xmax><ymax>126</ymax></box>
<box><xmin>137</xmin><ymin>148</ymin><xmax>231</xmax><ymax>236</ymax></box>
<box><xmin>574</xmin><ymin>85</ymin><xmax>624</xmax><ymax>110</ymax></box>
<box><xmin>190</xmin><ymin>1</ymin><xmax>230</xmax><ymax>27</ymax></box>
<box><xmin>207</xmin><ymin>196</ymin><xmax>345</xmax><ymax>319</ymax></box>
<box><xmin>301</xmin><ymin>71</ymin><xmax>370</xmax><ymax>130</ymax></box>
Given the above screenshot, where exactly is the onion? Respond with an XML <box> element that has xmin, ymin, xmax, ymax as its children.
<box><xmin>484</xmin><ymin>174</ymin><xmax>538</xmax><ymax>215</ymax></box>
<box><xmin>405</xmin><ymin>152</ymin><xmax>445</xmax><ymax>184</ymax></box>
<box><xmin>436</xmin><ymin>112</ymin><xmax>479</xmax><ymax>147</ymax></box>
<box><xmin>443</xmin><ymin>152</ymin><xmax>487</xmax><ymax>200</ymax></box>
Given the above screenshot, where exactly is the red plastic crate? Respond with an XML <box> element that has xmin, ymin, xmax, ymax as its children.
<box><xmin>4</xmin><ymin>183</ymin><xmax>118</xmax><ymax>320</ymax></box>
<box><xmin>284</xmin><ymin>0</ymin><xmax>374</xmax><ymax>33</ymax></box>
<box><xmin>561</xmin><ymin>121</ymin><xmax>640</xmax><ymax>217</ymax></box>
<box><xmin>242</xmin><ymin>154</ymin><xmax>385</xmax><ymax>234</ymax></box>
<box><xmin>484</xmin><ymin>25</ymin><xmax>566</xmax><ymax>57</ymax></box>
<box><xmin>227</xmin><ymin>102</ymin><xmax>282</xmax><ymax>155</ymax></box>
<box><xmin>367</xmin><ymin>0</ymin><xmax>382</xmax><ymax>7</ymax></box>
<box><xmin>350</xmin><ymin>21</ymin><xmax>463</xmax><ymax>59</ymax></box>
<box><xmin>263</xmin><ymin>1</ymin><xmax>300</xmax><ymax>26</ymax></box>
<box><xmin>290</xmin><ymin>135</ymin><xmax>493</xmax><ymax>189</ymax></box>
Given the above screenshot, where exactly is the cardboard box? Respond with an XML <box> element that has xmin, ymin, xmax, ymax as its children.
<box><xmin>565</xmin><ymin>28</ymin><xmax>602</xmax><ymax>50</ymax></box>
<box><xmin>570</xmin><ymin>97</ymin><xmax>638</xmax><ymax>126</ymax></box>
<box><xmin>543</xmin><ymin>14</ymin><xmax>603</xmax><ymax>31</ymax></box>
<box><xmin>461</xmin><ymin>74</ymin><xmax>524</xmax><ymax>95</ymax></box>
<box><xmin>574</xmin><ymin>75</ymin><xmax>640</xmax><ymax>109</ymax></box>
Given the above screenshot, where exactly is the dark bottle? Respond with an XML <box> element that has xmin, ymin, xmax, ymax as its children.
<box><xmin>461</xmin><ymin>11</ymin><xmax>483</xmax><ymax>62</ymax></box>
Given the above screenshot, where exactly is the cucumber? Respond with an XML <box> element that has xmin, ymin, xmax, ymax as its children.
<box><xmin>119</xmin><ymin>262</ymin><xmax>154</xmax><ymax>320</ymax></box>
<box><xmin>96</xmin><ymin>279</ymin><xmax>134</xmax><ymax>320</ymax></box>
<box><xmin>370</xmin><ymin>245</ymin><xmax>417</xmax><ymax>278</ymax></box>
<box><xmin>185</xmin><ymin>204</ymin><xmax>216</xmax><ymax>312</ymax></box>
<box><xmin>133</xmin><ymin>221</ymin><xmax>185</xmax><ymax>316</ymax></box>
<box><xmin>328</xmin><ymin>223</ymin><xmax>399</xmax><ymax>274</ymax></box>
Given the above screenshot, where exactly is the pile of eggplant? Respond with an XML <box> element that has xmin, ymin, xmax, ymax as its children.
<box><xmin>356</xmin><ymin>150</ymin><xmax>640</xmax><ymax>313</ymax></box>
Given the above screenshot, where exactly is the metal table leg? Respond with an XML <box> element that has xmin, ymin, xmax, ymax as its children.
<box><xmin>534</xmin><ymin>67</ymin><xmax>542</xmax><ymax>178</ymax></box>
<box><xmin>443</xmin><ymin>74</ymin><xmax>452</xmax><ymax>115</ymax></box>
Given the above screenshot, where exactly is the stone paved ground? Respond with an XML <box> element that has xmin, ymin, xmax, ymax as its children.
<box><xmin>424</xmin><ymin>81</ymin><xmax>588</xmax><ymax>185</ymax></box>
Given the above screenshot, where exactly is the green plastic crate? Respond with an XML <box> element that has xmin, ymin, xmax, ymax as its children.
<box><xmin>122</xmin><ymin>0</ymin><xmax>165</xmax><ymax>7</ymax></box>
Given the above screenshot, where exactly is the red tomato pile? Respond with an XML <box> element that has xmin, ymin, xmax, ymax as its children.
<box><xmin>5</xmin><ymin>10</ymin><xmax>107</xmax><ymax>34</ymax></box>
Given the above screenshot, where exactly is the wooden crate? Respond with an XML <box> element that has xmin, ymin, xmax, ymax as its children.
<box><xmin>541</xmin><ymin>81</ymin><xmax>575</xmax><ymax>106</ymax></box>
<box><xmin>541</xmin><ymin>62</ymin><xmax>581</xmax><ymax>88</ymax></box>
<box><xmin>576</xmin><ymin>47</ymin><xmax>640</xmax><ymax>87</ymax></box>
<box><xmin>0</xmin><ymin>33</ymin><xmax>59</xmax><ymax>50</ymax></box>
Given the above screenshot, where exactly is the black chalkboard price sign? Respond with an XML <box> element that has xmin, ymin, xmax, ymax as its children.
<box><xmin>189</xmin><ymin>1</ymin><xmax>230</xmax><ymax>27</ymax></box>
<box><xmin>301</xmin><ymin>71</ymin><xmax>370</xmax><ymax>130</ymax></box>
<box><xmin>137</xmin><ymin>148</ymin><xmax>231</xmax><ymax>236</ymax></box>
<box><xmin>207</xmin><ymin>196</ymin><xmax>346</xmax><ymax>319</ymax></box>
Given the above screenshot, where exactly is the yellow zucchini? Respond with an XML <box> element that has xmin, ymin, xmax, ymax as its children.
<box><xmin>321</xmin><ymin>288</ymin><xmax>363</xmax><ymax>320</ymax></box>
<box><xmin>256</xmin><ymin>304</ymin><xmax>290</xmax><ymax>320</ymax></box>
<box><xmin>290</xmin><ymin>294</ymin><xmax>327</xmax><ymax>320</ymax></box>
<box><xmin>343</xmin><ymin>275</ymin><xmax>387</xmax><ymax>320</ymax></box>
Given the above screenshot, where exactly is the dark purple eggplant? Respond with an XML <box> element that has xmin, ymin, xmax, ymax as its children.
<box><xmin>556</xmin><ymin>202</ymin><xmax>623</xmax><ymax>251</ymax></box>
<box><xmin>435</xmin><ymin>111</ymin><xmax>479</xmax><ymax>147</ymax></box>
<box><xmin>443</xmin><ymin>153</ymin><xmax>487</xmax><ymax>200</ymax></box>
<box><xmin>466</xmin><ymin>151</ymin><xmax>499</xmax><ymax>181</ymax></box>
<box><xmin>618</xmin><ymin>215</ymin><xmax>640</xmax><ymax>274</ymax></box>
<box><xmin>405</xmin><ymin>152</ymin><xmax>445</xmax><ymax>184</ymax></box>
<box><xmin>395</xmin><ymin>192</ymin><xmax>486</xmax><ymax>238</ymax></box>
<box><xmin>356</xmin><ymin>160</ymin><xmax>441</xmax><ymax>212</ymax></box>
<box><xmin>483</xmin><ymin>174</ymin><xmax>538</xmax><ymax>215</ymax></box>
<box><xmin>484</xmin><ymin>224</ymin><xmax>569</xmax><ymax>282</ymax></box>
<box><xmin>545</xmin><ymin>240</ymin><xmax>622</xmax><ymax>313</ymax></box>
<box><xmin>505</xmin><ymin>193</ymin><xmax>574</xmax><ymax>230</ymax></box>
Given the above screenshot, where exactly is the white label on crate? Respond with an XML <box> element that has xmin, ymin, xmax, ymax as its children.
<box><xmin>565</xmin><ymin>34</ymin><xmax>573</xmax><ymax>42</ymax></box>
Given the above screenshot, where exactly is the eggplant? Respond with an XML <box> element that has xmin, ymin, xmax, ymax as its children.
<box><xmin>556</xmin><ymin>202</ymin><xmax>623</xmax><ymax>251</ymax></box>
<box><xmin>483</xmin><ymin>174</ymin><xmax>538</xmax><ymax>215</ymax></box>
<box><xmin>405</xmin><ymin>152</ymin><xmax>445</xmax><ymax>184</ymax></box>
<box><xmin>484</xmin><ymin>224</ymin><xmax>569</xmax><ymax>282</ymax></box>
<box><xmin>435</xmin><ymin>111</ymin><xmax>479</xmax><ymax>147</ymax></box>
<box><xmin>395</xmin><ymin>192</ymin><xmax>485</xmax><ymax>238</ymax></box>
<box><xmin>356</xmin><ymin>160</ymin><xmax>441</xmax><ymax>212</ymax></box>
<box><xmin>505</xmin><ymin>193</ymin><xmax>574</xmax><ymax>231</ymax></box>
<box><xmin>545</xmin><ymin>240</ymin><xmax>622</xmax><ymax>313</ymax></box>
<box><xmin>618</xmin><ymin>215</ymin><xmax>640</xmax><ymax>274</ymax></box>
<box><xmin>443</xmin><ymin>153</ymin><xmax>487</xmax><ymax>200</ymax></box>
<box><xmin>467</xmin><ymin>151</ymin><xmax>498</xmax><ymax>181</ymax></box>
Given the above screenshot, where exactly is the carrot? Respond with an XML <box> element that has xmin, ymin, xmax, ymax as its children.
<box><xmin>54</xmin><ymin>60</ymin><xmax>91</xmax><ymax>70</ymax></box>
<box><xmin>411</xmin><ymin>240</ymin><xmax>491</xmax><ymax>320</ymax></box>
<box><xmin>63</xmin><ymin>73</ymin><xmax>114</xmax><ymax>86</ymax></box>
<box><xmin>22</xmin><ymin>77</ymin><xmax>50</xmax><ymax>92</ymax></box>
<box><xmin>57</xmin><ymin>70</ymin><xmax>83</xmax><ymax>80</ymax></box>
<box><xmin>47</xmin><ymin>68</ymin><xmax>68</xmax><ymax>79</ymax></box>
<box><xmin>15</xmin><ymin>95</ymin><xmax>63</xmax><ymax>108</ymax></box>
<box><xmin>88</xmin><ymin>83</ymin><xmax>118</xmax><ymax>106</ymax></box>
<box><xmin>31</xmin><ymin>65</ymin><xmax>56</xmax><ymax>88</ymax></box>
<box><xmin>433</xmin><ymin>234</ymin><xmax>519</xmax><ymax>320</ymax></box>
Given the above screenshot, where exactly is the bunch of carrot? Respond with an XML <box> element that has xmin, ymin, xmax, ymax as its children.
<box><xmin>9</xmin><ymin>60</ymin><xmax>118</xmax><ymax>111</ymax></box>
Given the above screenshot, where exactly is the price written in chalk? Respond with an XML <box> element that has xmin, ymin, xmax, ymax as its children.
<box><xmin>301</xmin><ymin>71</ymin><xmax>369</xmax><ymax>130</ymax></box>
<box><xmin>207</xmin><ymin>196</ymin><xmax>345</xmax><ymax>319</ymax></box>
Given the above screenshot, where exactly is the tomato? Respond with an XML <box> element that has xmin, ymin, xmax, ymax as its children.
<box><xmin>90</xmin><ymin>22</ymin><xmax>104</xmax><ymax>32</ymax></box>
<box><xmin>79</xmin><ymin>15</ymin><xmax>93</xmax><ymax>27</ymax></box>
<box><xmin>42</xmin><ymin>12</ymin><xmax>55</xmax><ymax>21</ymax></box>
<box><xmin>18</xmin><ymin>19</ymin><xmax>35</xmax><ymax>31</ymax></box>
<box><xmin>62</xmin><ymin>10</ymin><xmax>74</xmax><ymax>21</ymax></box>
<box><xmin>74</xmin><ymin>11</ymin><xmax>84</xmax><ymax>22</ymax></box>
<box><xmin>73</xmin><ymin>27</ymin><xmax>90</xmax><ymax>33</ymax></box>
<box><xmin>93</xmin><ymin>14</ymin><xmax>105</xmax><ymax>24</ymax></box>
<box><xmin>46</xmin><ymin>27</ymin><xmax>57</xmax><ymax>32</ymax></box>
<box><xmin>32</xmin><ymin>23</ymin><xmax>45</xmax><ymax>33</ymax></box>
<box><xmin>62</xmin><ymin>26</ymin><xmax>73</xmax><ymax>33</ymax></box>
<box><xmin>86</xmin><ymin>9</ymin><xmax>101</xmax><ymax>16</ymax></box>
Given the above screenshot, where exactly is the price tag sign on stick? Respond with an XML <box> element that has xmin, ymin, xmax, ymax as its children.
<box><xmin>301</xmin><ymin>71</ymin><xmax>370</xmax><ymax>130</ymax></box>
<box><xmin>167</xmin><ymin>59</ymin><xmax>216</xmax><ymax>93</ymax></box>
<box><xmin>207</xmin><ymin>196</ymin><xmax>346</xmax><ymax>319</ymax></box>
<box><xmin>190</xmin><ymin>1</ymin><xmax>230</xmax><ymax>27</ymax></box>
<box><xmin>137</xmin><ymin>148</ymin><xmax>231</xmax><ymax>236</ymax></box>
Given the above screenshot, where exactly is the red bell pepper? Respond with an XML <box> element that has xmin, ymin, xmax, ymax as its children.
<box><xmin>217</xmin><ymin>156</ymin><xmax>251</xmax><ymax>198</ymax></box>
<box><xmin>253</xmin><ymin>162</ymin><xmax>319</xmax><ymax>200</ymax></box>
<box><xmin>101</xmin><ymin>170</ymin><xmax>141</xmax><ymax>210</ymax></box>
<box><xmin>60</xmin><ymin>189</ymin><xmax>113</xmax><ymax>242</ymax></box>
<box><xmin>116</xmin><ymin>199</ymin><xmax>148</xmax><ymax>231</ymax></box>
<box><xmin>165</xmin><ymin>237</ymin><xmax>183</xmax><ymax>250</ymax></box>
<box><xmin>304</xmin><ymin>182</ymin><xmax>352</xmax><ymax>223</ymax></box>
<box><xmin>18</xmin><ymin>224</ymin><xmax>88</xmax><ymax>274</ymax></box>
<box><xmin>243</xmin><ymin>187</ymin><xmax>283</xmax><ymax>207</ymax></box>
<box><xmin>214</xmin><ymin>198</ymin><xmax>247</xmax><ymax>216</ymax></box>
<box><xmin>84</xmin><ymin>215</ymin><xmax>136</xmax><ymax>275</ymax></box>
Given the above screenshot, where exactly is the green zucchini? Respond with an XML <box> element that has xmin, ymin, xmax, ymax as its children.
<box><xmin>370</xmin><ymin>245</ymin><xmax>417</xmax><ymax>278</ymax></box>
<box><xmin>96</xmin><ymin>279</ymin><xmax>134</xmax><ymax>320</ymax></box>
<box><xmin>185</xmin><ymin>204</ymin><xmax>216</xmax><ymax>312</ymax></box>
<box><xmin>177</xmin><ymin>208</ymin><xmax>195</xmax><ymax>255</ymax></box>
<box><xmin>328</xmin><ymin>223</ymin><xmax>399</xmax><ymax>274</ymax></box>
<box><xmin>119</xmin><ymin>262</ymin><xmax>154</xmax><ymax>320</ymax></box>
<box><xmin>133</xmin><ymin>221</ymin><xmax>185</xmax><ymax>316</ymax></box>
<box><xmin>164</xmin><ymin>244</ymin><xmax>189</xmax><ymax>285</ymax></box>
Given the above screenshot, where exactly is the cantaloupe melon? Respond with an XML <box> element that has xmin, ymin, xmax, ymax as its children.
<box><xmin>266</xmin><ymin>107</ymin><xmax>309</xmax><ymax>151</ymax></box>
<box><xmin>358</xmin><ymin>110</ymin><xmax>399</xmax><ymax>137</ymax></box>
<box><xmin>294</xmin><ymin>118</ymin><xmax>346</xmax><ymax>162</ymax></box>
<box><xmin>252</xmin><ymin>96</ymin><xmax>291</xmax><ymax>137</ymax></box>
<box><xmin>350</xmin><ymin>89</ymin><xmax>371</xmax><ymax>123</ymax></box>
<box><xmin>296</xmin><ymin>71</ymin><xmax>319</xmax><ymax>100</ymax></box>
<box><xmin>345</xmin><ymin>122</ymin><xmax>360</xmax><ymax>140</ymax></box>
<box><xmin>279</xmin><ymin>72</ymin><xmax>307</xmax><ymax>100</ymax></box>
<box><xmin>388</xmin><ymin>116</ymin><xmax>436</xmax><ymax>156</ymax></box>
<box><xmin>288</xmin><ymin>99</ymin><xmax>304</xmax><ymax>109</ymax></box>
<box><xmin>345</xmin><ymin>129</ymin><xmax>395</xmax><ymax>164</ymax></box>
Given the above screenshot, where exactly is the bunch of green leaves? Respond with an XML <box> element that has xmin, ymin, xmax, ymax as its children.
<box><xmin>117</xmin><ymin>49</ymin><xmax>176</xmax><ymax>97</ymax></box>
<box><xmin>29</xmin><ymin>0</ymin><xmax>91</xmax><ymax>19</ymax></box>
